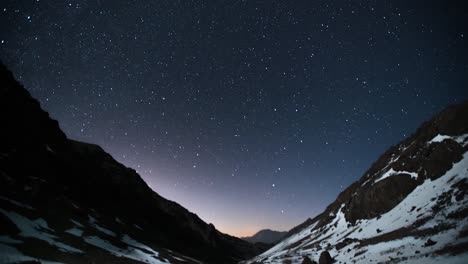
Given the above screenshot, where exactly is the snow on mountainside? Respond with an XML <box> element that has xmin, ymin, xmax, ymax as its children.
<box><xmin>245</xmin><ymin>102</ymin><xmax>468</xmax><ymax>264</ymax></box>
<box><xmin>0</xmin><ymin>202</ymin><xmax>186</xmax><ymax>264</ymax></box>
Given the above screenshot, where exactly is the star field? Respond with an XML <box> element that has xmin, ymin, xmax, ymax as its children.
<box><xmin>1</xmin><ymin>0</ymin><xmax>467</xmax><ymax>236</ymax></box>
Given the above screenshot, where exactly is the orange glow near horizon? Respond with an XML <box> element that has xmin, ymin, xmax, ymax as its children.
<box><xmin>138</xmin><ymin>169</ymin><xmax>292</xmax><ymax>239</ymax></box>
<box><xmin>220</xmin><ymin>227</ymin><xmax>258</xmax><ymax>238</ymax></box>
<box><xmin>212</xmin><ymin>221</ymin><xmax>289</xmax><ymax>238</ymax></box>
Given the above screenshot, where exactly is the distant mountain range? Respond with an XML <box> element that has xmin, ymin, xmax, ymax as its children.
<box><xmin>241</xmin><ymin>230</ymin><xmax>287</xmax><ymax>244</ymax></box>
<box><xmin>244</xmin><ymin>102</ymin><xmax>468</xmax><ymax>263</ymax></box>
<box><xmin>0</xmin><ymin>63</ymin><xmax>268</xmax><ymax>263</ymax></box>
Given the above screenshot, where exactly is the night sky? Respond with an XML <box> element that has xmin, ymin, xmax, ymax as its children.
<box><xmin>1</xmin><ymin>0</ymin><xmax>467</xmax><ymax>237</ymax></box>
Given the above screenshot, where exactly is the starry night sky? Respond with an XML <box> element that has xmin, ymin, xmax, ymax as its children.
<box><xmin>1</xmin><ymin>0</ymin><xmax>467</xmax><ymax>236</ymax></box>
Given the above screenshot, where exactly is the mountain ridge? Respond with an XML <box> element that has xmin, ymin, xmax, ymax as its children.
<box><xmin>0</xmin><ymin>62</ymin><xmax>267</xmax><ymax>263</ymax></box>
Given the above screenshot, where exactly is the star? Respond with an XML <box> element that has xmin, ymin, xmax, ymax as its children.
<box><xmin>2</xmin><ymin>0</ymin><xmax>465</xmax><ymax>238</ymax></box>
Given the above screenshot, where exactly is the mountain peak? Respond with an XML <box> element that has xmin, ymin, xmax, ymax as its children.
<box><xmin>242</xmin><ymin>229</ymin><xmax>288</xmax><ymax>244</ymax></box>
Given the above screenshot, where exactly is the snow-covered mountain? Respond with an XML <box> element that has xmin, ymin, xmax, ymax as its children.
<box><xmin>0</xmin><ymin>63</ymin><xmax>266</xmax><ymax>263</ymax></box>
<box><xmin>245</xmin><ymin>102</ymin><xmax>468</xmax><ymax>264</ymax></box>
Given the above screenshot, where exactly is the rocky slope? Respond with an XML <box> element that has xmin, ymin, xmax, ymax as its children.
<box><xmin>244</xmin><ymin>102</ymin><xmax>468</xmax><ymax>264</ymax></box>
<box><xmin>242</xmin><ymin>230</ymin><xmax>288</xmax><ymax>244</ymax></box>
<box><xmin>0</xmin><ymin>62</ymin><xmax>266</xmax><ymax>263</ymax></box>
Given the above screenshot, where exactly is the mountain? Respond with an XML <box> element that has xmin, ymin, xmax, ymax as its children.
<box><xmin>244</xmin><ymin>102</ymin><xmax>468</xmax><ymax>263</ymax></box>
<box><xmin>0</xmin><ymin>62</ymin><xmax>267</xmax><ymax>263</ymax></box>
<box><xmin>242</xmin><ymin>230</ymin><xmax>288</xmax><ymax>244</ymax></box>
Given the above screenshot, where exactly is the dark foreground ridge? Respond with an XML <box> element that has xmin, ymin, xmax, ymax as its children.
<box><xmin>245</xmin><ymin>101</ymin><xmax>468</xmax><ymax>263</ymax></box>
<box><xmin>0</xmin><ymin>62</ymin><xmax>267</xmax><ymax>263</ymax></box>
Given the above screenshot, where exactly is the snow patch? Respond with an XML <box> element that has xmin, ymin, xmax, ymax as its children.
<box><xmin>429</xmin><ymin>133</ymin><xmax>468</xmax><ymax>146</ymax></box>
<box><xmin>430</xmin><ymin>134</ymin><xmax>452</xmax><ymax>143</ymax></box>
<box><xmin>0</xmin><ymin>209</ymin><xmax>83</xmax><ymax>254</ymax></box>
<box><xmin>122</xmin><ymin>235</ymin><xmax>159</xmax><ymax>257</ymax></box>
<box><xmin>0</xmin><ymin>196</ymin><xmax>35</xmax><ymax>210</ymax></box>
<box><xmin>70</xmin><ymin>219</ymin><xmax>84</xmax><ymax>228</ymax></box>
<box><xmin>172</xmin><ymin>255</ymin><xmax>187</xmax><ymax>262</ymax></box>
<box><xmin>0</xmin><ymin>243</ymin><xmax>63</xmax><ymax>264</ymax></box>
<box><xmin>374</xmin><ymin>168</ymin><xmax>418</xmax><ymax>183</ymax></box>
<box><xmin>65</xmin><ymin>227</ymin><xmax>83</xmax><ymax>237</ymax></box>
<box><xmin>46</xmin><ymin>145</ymin><xmax>54</xmax><ymax>153</ymax></box>
<box><xmin>84</xmin><ymin>235</ymin><xmax>168</xmax><ymax>264</ymax></box>
<box><xmin>88</xmin><ymin>215</ymin><xmax>116</xmax><ymax>237</ymax></box>
<box><xmin>92</xmin><ymin>224</ymin><xmax>116</xmax><ymax>237</ymax></box>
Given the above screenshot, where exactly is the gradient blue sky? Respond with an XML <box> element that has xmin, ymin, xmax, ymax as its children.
<box><xmin>1</xmin><ymin>0</ymin><xmax>467</xmax><ymax>236</ymax></box>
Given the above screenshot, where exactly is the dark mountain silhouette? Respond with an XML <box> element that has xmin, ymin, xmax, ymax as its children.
<box><xmin>245</xmin><ymin>101</ymin><xmax>468</xmax><ymax>263</ymax></box>
<box><xmin>0</xmin><ymin>62</ymin><xmax>267</xmax><ymax>263</ymax></box>
<box><xmin>241</xmin><ymin>229</ymin><xmax>287</xmax><ymax>244</ymax></box>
